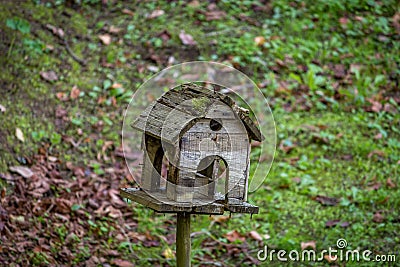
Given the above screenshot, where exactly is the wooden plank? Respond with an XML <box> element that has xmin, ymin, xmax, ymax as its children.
<box><xmin>236</xmin><ymin>109</ymin><xmax>264</xmax><ymax>142</ymax></box>
<box><xmin>120</xmin><ymin>188</ymin><xmax>258</xmax><ymax>214</ymax></box>
<box><xmin>225</xmin><ymin>202</ymin><xmax>259</xmax><ymax>214</ymax></box>
<box><xmin>141</xmin><ymin>135</ymin><xmax>161</xmax><ymax>191</ymax></box>
<box><xmin>132</xmin><ymin>103</ymin><xmax>196</xmax><ymax>144</ymax></box>
<box><xmin>120</xmin><ymin>188</ymin><xmax>225</xmax><ymax>214</ymax></box>
<box><xmin>132</xmin><ymin>83</ymin><xmax>263</xmax><ymax>143</ymax></box>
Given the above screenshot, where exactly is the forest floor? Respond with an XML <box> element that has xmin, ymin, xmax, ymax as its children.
<box><xmin>0</xmin><ymin>0</ymin><xmax>399</xmax><ymax>266</ymax></box>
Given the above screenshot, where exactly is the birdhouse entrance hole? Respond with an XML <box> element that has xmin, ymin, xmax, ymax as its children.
<box><xmin>209</xmin><ymin>119</ymin><xmax>222</xmax><ymax>131</ymax></box>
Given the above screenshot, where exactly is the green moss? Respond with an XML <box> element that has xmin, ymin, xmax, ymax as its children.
<box><xmin>191</xmin><ymin>96</ymin><xmax>210</xmax><ymax>114</ymax></box>
<box><xmin>70</xmin><ymin>13</ymin><xmax>88</xmax><ymax>35</ymax></box>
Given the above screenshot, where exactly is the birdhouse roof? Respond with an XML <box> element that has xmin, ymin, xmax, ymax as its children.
<box><xmin>131</xmin><ymin>83</ymin><xmax>264</xmax><ymax>144</ymax></box>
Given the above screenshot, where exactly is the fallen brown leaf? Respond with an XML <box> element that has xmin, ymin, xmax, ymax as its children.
<box><xmin>333</xmin><ymin>64</ymin><xmax>346</xmax><ymax>79</ymax></box>
<box><xmin>45</xmin><ymin>24</ymin><xmax>65</xmax><ymax>38</ymax></box>
<box><xmin>301</xmin><ymin>240</ymin><xmax>316</xmax><ymax>250</ymax></box>
<box><xmin>98</xmin><ymin>34</ymin><xmax>111</xmax><ymax>45</ymax></box>
<box><xmin>314</xmin><ymin>195</ymin><xmax>339</xmax><ymax>206</ymax></box>
<box><xmin>367</xmin><ymin>150</ymin><xmax>385</xmax><ymax>158</ymax></box>
<box><xmin>325</xmin><ymin>219</ymin><xmax>340</xmax><ymax>227</ymax></box>
<box><xmin>70</xmin><ymin>85</ymin><xmax>80</xmax><ymax>99</ymax></box>
<box><xmin>105</xmin><ymin>205</ymin><xmax>122</xmax><ymax>218</ymax></box>
<box><xmin>109</xmin><ymin>189</ymin><xmax>126</xmax><ymax>208</ymax></box>
<box><xmin>279</xmin><ymin>140</ymin><xmax>296</xmax><ymax>153</ymax></box>
<box><xmin>224</xmin><ymin>230</ymin><xmax>245</xmax><ymax>243</ymax></box>
<box><xmin>147</xmin><ymin>9</ymin><xmax>165</xmax><ymax>19</ymax></box>
<box><xmin>374</xmin><ymin>133</ymin><xmax>383</xmax><ymax>140</ymax></box>
<box><xmin>109</xmin><ymin>25</ymin><xmax>122</xmax><ymax>34</ymax></box>
<box><xmin>111</xmin><ymin>83</ymin><xmax>123</xmax><ymax>89</ymax></box>
<box><xmin>248</xmin><ymin>230</ymin><xmax>263</xmax><ymax>241</ymax></box>
<box><xmin>40</xmin><ymin>70</ymin><xmax>58</xmax><ymax>82</ymax></box>
<box><xmin>45</xmin><ymin>44</ymin><xmax>54</xmax><ymax>51</ymax></box>
<box><xmin>311</xmin><ymin>133</ymin><xmax>329</xmax><ymax>144</ymax></box>
<box><xmin>339</xmin><ymin>17</ymin><xmax>348</xmax><ymax>25</ymax></box>
<box><xmin>188</xmin><ymin>0</ymin><xmax>200</xmax><ymax>7</ymax></box>
<box><xmin>179</xmin><ymin>30</ymin><xmax>197</xmax><ymax>45</ymax></box>
<box><xmin>205</xmin><ymin>10</ymin><xmax>227</xmax><ymax>21</ymax></box>
<box><xmin>340</xmin><ymin>221</ymin><xmax>350</xmax><ymax>227</ymax></box>
<box><xmin>386</xmin><ymin>178</ymin><xmax>396</xmax><ymax>188</ymax></box>
<box><xmin>367</xmin><ymin>182</ymin><xmax>381</xmax><ymax>191</ymax></box>
<box><xmin>393</xmin><ymin>12</ymin><xmax>400</xmax><ymax>33</ymax></box>
<box><xmin>373</xmin><ymin>212</ymin><xmax>384</xmax><ymax>223</ymax></box>
<box><xmin>211</xmin><ymin>215</ymin><xmax>229</xmax><ymax>223</ymax></box>
<box><xmin>15</xmin><ymin>128</ymin><xmax>25</xmax><ymax>142</ymax></box>
<box><xmin>48</xmin><ymin>156</ymin><xmax>58</xmax><ymax>162</ymax></box>
<box><xmin>55</xmin><ymin>106</ymin><xmax>68</xmax><ymax>118</ymax></box>
<box><xmin>9</xmin><ymin>166</ymin><xmax>33</xmax><ymax>178</ymax></box>
<box><xmin>0</xmin><ymin>104</ymin><xmax>6</xmax><ymax>113</ymax></box>
<box><xmin>341</xmin><ymin>154</ymin><xmax>353</xmax><ymax>160</ymax></box>
<box><xmin>324</xmin><ymin>254</ymin><xmax>337</xmax><ymax>263</ymax></box>
<box><xmin>354</xmin><ymin>16</ymin><xmax>364</xmax><ymax>22</ymax></box>
<box><xmin>325</xmin><ymin>220</ymin><xmax>350</xmax><ymax>228</ymax></box>
<box><xmin>128</xmin><ymin>232</ymin><xmax>147</xmax><ymax>242</ymax></box>
<box><xmin>122</xmin><ymin>8</ymin><xmax>134</xmax><ymax>16</ymax></box>
<box><xmin>56</xmin><ymin>92</ymin><xmax>68</xmax><ymax>101</ymax></box>
<box><xmin>383</xmin><ymin>103</ymin><xmax>396</xmax><ymax>113</ymax></box>
<box><xmin>55</xmin><ymin>198</ymin><xmax>72</xmax><ymax>214</ymax></box>
<box><xmin>366</xmin><ymin>99</ymin><xmax>382</xmax><ymax>113</ymax></box>
<box><xmin>111</xmin><ymin>259</ymin><xmax>134</xmax><ymax>267</ymax></box>
<box><xmin>158</xmin><ymin>30</ymin><xmax>171</xmax><ymax>42</ymax></box>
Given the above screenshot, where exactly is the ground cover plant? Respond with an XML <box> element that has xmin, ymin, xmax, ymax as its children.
<box><xmin>0</xmin><ymin>0</ymin><xmax>399</xmax><ymax>266</ymax></box>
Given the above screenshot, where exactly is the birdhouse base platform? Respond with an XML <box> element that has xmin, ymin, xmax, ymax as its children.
<box><xmin>120</xmin><ymin>188</ymin><xmax>259</xmax><ymax>215</ymax></box>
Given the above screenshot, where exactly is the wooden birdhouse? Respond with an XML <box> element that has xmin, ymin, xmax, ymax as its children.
<box><xmin>120</xmin><ymin>83</ymin><xmax>263</xmax><ymax>215</ymax></box>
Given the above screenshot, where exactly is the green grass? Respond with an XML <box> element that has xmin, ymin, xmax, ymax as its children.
<box><xmin>0</xmin><ymin>0</ymin><xmax>399</xmax><ymax>266</ymax></box>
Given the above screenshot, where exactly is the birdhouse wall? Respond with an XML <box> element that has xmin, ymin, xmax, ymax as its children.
<box><xmin>167</xmin><ymin>110</ymin><xmax>250</xmax><ymax>202</ymax></box>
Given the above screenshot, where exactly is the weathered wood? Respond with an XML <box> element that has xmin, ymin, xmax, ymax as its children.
<box><xmin>132</xmin><ymin>103</ymin><xmax>196</xmax><ymax>145</ymax></box>
<box><xmin>126</xmin><ymin>83</ymin><xmax>259</xmax><ymax>213</ymax></box>
<box><xmin>225</xmin><ymin>201</ymin><xmax>259</xmax><ymax>214</ymax></box>
<box><xmin>120</xmin><ymin>188</ymin><xmax>258</xmax><ymax>214</ymax></box>
<box><xmin>132</xmin><ymin>84</ymin><xmax>263</xmax><ymax>143</ymax></box>
<box><xmin>120</xmin><ymin>188</ymin><xmax>225</xmax><ymax>214</ymax></box>
<box><xmin>236</xmin><ymin>107</ymin><xmax>264</xmax><ymax>142</ymax></box>
<box><xmin>141</xmin><ymin>135</ymin><xmax>162</xmax><ymax>191</ymax></box>
<box><xmin>176</xmin><ymin>212</ymin><xmax>191</xmax><ymax>267</ymax></box>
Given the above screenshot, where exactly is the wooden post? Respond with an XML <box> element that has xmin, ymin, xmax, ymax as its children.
<box><xmin>176</xmin><ymin>212</ymin><xmax>191</xmax><ymax>267</ymax></box>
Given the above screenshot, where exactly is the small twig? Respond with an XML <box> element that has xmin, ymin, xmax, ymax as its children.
<box><xmin>44</xmin><ymin>23</ymin><xmax>87</xmax><ymax>66</ymax></box>
<box><xmin>3</xmin><ymin>225</ymin><xmax>13</xmax><ymax>238</ymax></box>
<box><xmin>46</xmin><ymin>203</ymin><xmax>55</xmax><ymax>214</ymax></box>
<box><xmin>241</xmin><ymin>248</ymin><xmax>259</xmax><ymax>265</ymax></box>
<box><xmin>63</xmin><ymin>39</ymin><xmax>87</xmax><ymax>66</ymax></box>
